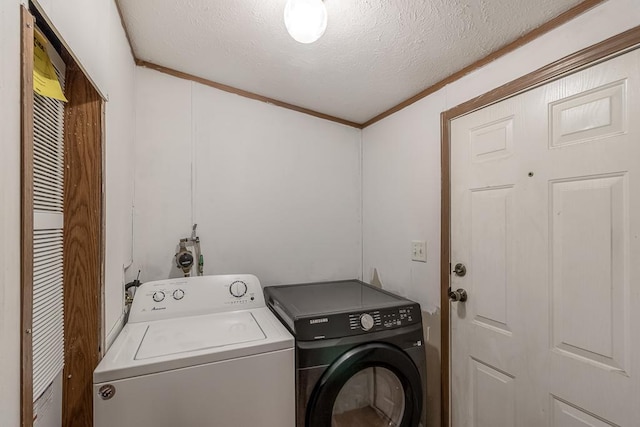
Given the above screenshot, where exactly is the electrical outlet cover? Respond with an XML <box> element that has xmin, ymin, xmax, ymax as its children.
<box><xmin>411</xmin><ymin>240</ymin><xmax>427</xmax><ymax>262</ymax></box>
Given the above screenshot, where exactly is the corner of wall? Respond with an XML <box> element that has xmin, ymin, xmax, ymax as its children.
<box><xmin>359</xmin><ymin>128</ymin><xmax>364</xmax><ymax>281</ymax></box>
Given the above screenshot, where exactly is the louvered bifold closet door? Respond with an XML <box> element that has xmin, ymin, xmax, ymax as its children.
<box><xmin>32</xmin><ymin>37</ymin><xmax>66</xmax><ymax>402</ymax></box>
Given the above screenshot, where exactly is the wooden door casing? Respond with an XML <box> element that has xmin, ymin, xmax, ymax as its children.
<box><xmin>62</xmin><ymin>54</ymin><xmax>103</xmax><ymax>427</ymax></box>
<box><xmin>20</xmin><ymin>7</ymin><xmax>35</xmax><ymax>426</ymax></box>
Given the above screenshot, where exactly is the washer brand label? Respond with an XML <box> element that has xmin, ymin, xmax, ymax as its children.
<box><xmin>309</xmin><ymin>318</ymin><xmax>328</xmax><ymax>325</ymax></box>
<box><xmin>151</xmin><ymin>306</ymin><xmax>166</xmax><ymax>311</ymax></box>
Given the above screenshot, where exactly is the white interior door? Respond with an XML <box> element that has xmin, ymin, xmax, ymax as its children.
<box><xmin>450</xmin><ymin>48</ymin><xmax>640</xmax><ymax>427</ymax></box>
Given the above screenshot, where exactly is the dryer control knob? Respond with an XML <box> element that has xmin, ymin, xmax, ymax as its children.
<box><xmin>360</xmin><ymin>313</ymin><xmax>375</xmax><ymax>331</ymax></box>
<box><xmin>152</xmin><ymin>291</ymin><xmax>165</xmax><ymax>303</ymax></box>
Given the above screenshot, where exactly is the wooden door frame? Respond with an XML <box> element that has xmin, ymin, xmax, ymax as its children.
<box><xmin>61</xmin><ymin>49</ymin><xmax>105</xmax><ymax>427</ymax></box>
<box><xmin>20</xmin><ymin>6</ymin><xmax>35</xmax><ymax>426</ymax></box>
<box><xmin>439</xmin><ymin>26</ymin><xmax>640</xmax><ymax>427</ymax></box>
<box><xmin>20</xmin><ymin>5</ymin><xmax>105</xmax><ymax>426</ymax></box>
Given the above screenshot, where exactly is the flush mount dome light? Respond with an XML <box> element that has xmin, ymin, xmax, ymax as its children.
<box><xmin>284</xmin><ymin>0</ymin><xmax>327</xmax><ymax>44</ymax></box>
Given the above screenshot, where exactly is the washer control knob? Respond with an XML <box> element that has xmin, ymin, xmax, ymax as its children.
<box><xmin>360</xmin><ymin>313</ymin><xmax>375</xmax><ymax>331</ymax></box>
<box><xmin>173</xmin><ymin>289</ymin><xmax>185</xmax><ymax>300</ymax></box>
<box><xmin>229</xmin><ymin>281</ymin><xmax>248</xmax><ymax>298</ymax></box>
<box><xmin>152</xmin><ymin>291</ymin><xmax>165</xmax><ymax>303</ymax></box>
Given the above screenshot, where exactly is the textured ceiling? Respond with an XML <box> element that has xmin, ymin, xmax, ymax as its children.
<box><xmin>118</xmin><ymin>0</ymin><xmax>585</xmax><ymax>124</ymax></box>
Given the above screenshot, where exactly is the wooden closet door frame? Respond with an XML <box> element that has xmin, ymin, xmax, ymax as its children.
<box><xmin>439</xmin><ymin>26</ymin><xmax>640</xmax><ymax>427</ymax></box>
<box><xmin>20</xmin><ymin>5</ymin><xmax>106</xmax><ymax>426</ymax></box>
<box><xmin>61</xmin><ymin>48</ymin><xmax>105</xmax><ymax>427</ymax></box>
<box><xmin>20</xmin><ymin>6</ymin><xmax>35</xmax><ymax>426</ymax></box>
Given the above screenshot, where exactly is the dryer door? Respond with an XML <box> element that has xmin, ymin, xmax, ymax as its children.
<box><xmin>306</xmin><ymin>342</ymin><xmax>422</xmax><ymax>427</ymax></box>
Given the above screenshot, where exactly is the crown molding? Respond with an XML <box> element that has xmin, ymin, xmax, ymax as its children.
<box><xmin>361</xmin><ymin>0</ymin><xmax>606</xmax><ymax>128</ymax></box>
<box><xmin>135</xmin><ymin>59</ymin><xmax>363</xmax><ymax>128</ymax></box>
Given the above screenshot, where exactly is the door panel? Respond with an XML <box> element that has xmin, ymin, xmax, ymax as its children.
<box><xmin>470</xmin><ymin>358</ymin><xmax>516</xmax><ymax>427</ymax></box>
<box><xmin>471</xmin><ymin>186</ymin><xmax>513</xmax><ymax>334</ymax></box>
<box><xmin>450</xmin><ymin>49</ymin><xmax>640</xmax><ymax>426</ymax></box>
<box><xmin>551</xmin><ymin>174</ymin><xmax>627</xmax><ymax>371</ymax></box>
<box><xmin>470</xmin><ymin>117</ymin><xmax>514</xmax><ymax>162</ymax></box>
<box><xmin>549</xmin><ymin>80</ymin><xmax>626</xmax><ymax>148</ymax></box>
<box><xmin>551</xmin><ymin>397</ymin><xmax>618</xmax><ymax>427</ymax></box>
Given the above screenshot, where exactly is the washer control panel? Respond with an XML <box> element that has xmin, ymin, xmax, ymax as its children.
<box><xmin>129</xmin><ymin>274</ymin><xmax>265</xmax><ymax>323</ymax></box>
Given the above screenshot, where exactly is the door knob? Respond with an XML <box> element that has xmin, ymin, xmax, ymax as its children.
<box><xmin>453</xmin><ymin>263</ymin><xmax>467</xmax><ymax>277</ymax></box>
<box><xmin>448</xmin><ymin>287</ymin><xmax>468</xmax><ymax>302</ymax></box>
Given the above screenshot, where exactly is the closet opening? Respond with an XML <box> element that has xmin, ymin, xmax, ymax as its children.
<box><xmin>21</xmin><ymin>4</ymin><xmax>104</xmax><ymax>426</ymax></box>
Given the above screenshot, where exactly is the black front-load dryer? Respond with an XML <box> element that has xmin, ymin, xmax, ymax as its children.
<box><xmin>264</xmin><ymin>280</ymin><xmax>426</xmax><ymax>427</ymax></box>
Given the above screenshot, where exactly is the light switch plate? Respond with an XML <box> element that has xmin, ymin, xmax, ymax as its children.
<box><xmin>411</xmin><ymin>240</ymin><xmax>427</xmax><ymax>262</ymax></box>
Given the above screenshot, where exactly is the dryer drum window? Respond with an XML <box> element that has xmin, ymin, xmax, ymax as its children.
<box><xmin>332</xmin><ymin>366</ymin><xmax>405</xmax><ymax>426</ymax></box>
<box><xmin>306</xmin><ymin>342</ymin><xmax>423</xmax><ymax>427</ymax></box>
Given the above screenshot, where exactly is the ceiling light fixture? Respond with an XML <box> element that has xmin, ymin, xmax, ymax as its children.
<box><xmin>284</xmin><ymin>0</ymin><xmax>327</xmax><ymax>44</ymax></box>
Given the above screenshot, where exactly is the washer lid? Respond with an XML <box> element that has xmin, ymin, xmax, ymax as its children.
<box><xmin>94</xmin><ymin>307</ymin><xmax>293</xmax><ymax>383</ymax></box>
<box><xmin>136</xmin><ymin>311</ymin><xmax>265</xmax><ymax>360</ymax></box>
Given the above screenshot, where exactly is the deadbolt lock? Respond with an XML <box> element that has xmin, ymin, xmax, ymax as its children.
<box><xmin>453</xmin><ymin>263</ymin><xmax>467</xmax><ymax>277</ymax></box>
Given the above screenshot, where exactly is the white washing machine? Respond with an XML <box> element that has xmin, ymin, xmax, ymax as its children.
<box><xmin>94</xmin><ymin>274</ymin><xmax>295</xmax><ymax>427</ymax></box>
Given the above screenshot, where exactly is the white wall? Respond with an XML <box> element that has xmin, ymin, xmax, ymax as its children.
<box><xmin>362</xmin><ymin>89</ymin><xmax>447</xmax><ymax>427</ymax></box>
<box><xmin>34</xmin><ymin>0</ymin><xmax>110</xmax><ymax>98</ymax></box>
<box><xmin>0</xmin><ymin>2</ymin><xmax>24</xmax><ymax>426</ymax></box>
<box><xmin>103</xmin><ymin>1</ymin><xmax>136</xmax><ymax>347</ymax></box>
<box><xmin>362</xmin><ymin>91</ymin><xmax>445</xmax><ymax>310</ymax></box>
<box><xmin>134</xmin><ymin>67</ymin><xmax>362</xmax><ymax>286</ymax></box>
<box><xmin>362</xmin><ymin>1</ymin><xmax>640</xmax><ymax>426</ymax></box>
<box><xmin>0</xmin><ymin>0</ymin><xmax>135</xmax><ymax>424</ymax></box>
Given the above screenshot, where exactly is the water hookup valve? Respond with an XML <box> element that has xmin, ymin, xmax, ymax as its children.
<box><xmin>175</xmin><ymin>224</ymin><xmax>204</xmax><ymax>277</ymax></box>
<box><xmin>175</xmin><ymin>239</ymin><xmax>194</xmax><ymax>275</ymax></box>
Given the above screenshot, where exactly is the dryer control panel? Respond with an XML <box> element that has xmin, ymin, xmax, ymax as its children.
<box><xmin>129</xmin><ymin>274</ymin><xmax>265</xmax><ymax>323</ymax></box>
<box><xmin>294</xmin><ymin>304</ymin><xmax>421</xmax><ymax>341</ymax></box>
<box><xmin>348</xmin><ymin>306</ymin><xmax>417</xmax><ymax>331</ymax></box>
